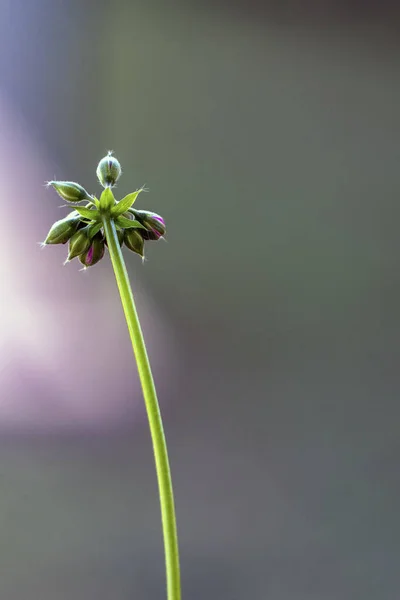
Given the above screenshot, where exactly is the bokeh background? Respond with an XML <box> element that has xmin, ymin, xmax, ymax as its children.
<box><xmin>0</xmin><ymin>0</ymin><xmax>400</xmax><ymax>598</ymax></box>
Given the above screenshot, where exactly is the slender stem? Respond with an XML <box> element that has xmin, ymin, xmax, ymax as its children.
<box><xmin>102</xmin><ymin>216</ymin><xmax>181</xmax><ymax>600</ymax></box>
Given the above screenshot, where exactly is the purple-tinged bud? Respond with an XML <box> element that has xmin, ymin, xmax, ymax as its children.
<box><xmin>67</xmin><ymin>229</ymin><xmax>91</xmax><ymax>261</ymax></box>
<box><xmin>124</xmin><ymin>228</ymin><xmax>144</xmax><ymax>257</ymax></box>
<box><xmin>79</xmin><ymin>233</ymin><xmax>105</xmax><ymax>267</ymax></box>
<box><xmin>96</xmin><ymin>152</ymin><xmax>121</xmax><ymax>188</ymax></box>
<box><xmin>140</xmin><ymin>228</ymin><xmax>163</xmax><ymax>241</ymax></box>
<box><xmin>44</xmin><ymin>211</ymin><xmax>81</xmax><ymax>245</ymax></box>
<box><xmin>131</xmin><ymin>210</ymin><xmax>166</xmax><ymax>240</ymax></box>
<box><xmin>48</xmin><ymin>181</ymin><xmax>91</xmax><ymax>203</ymax></box>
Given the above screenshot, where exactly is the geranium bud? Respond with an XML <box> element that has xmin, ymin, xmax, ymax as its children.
<box><xmin>131</xmin><ymin>210</ymin><xmax>166</xmax><ymax>240</ymax></box>
<box><xmin>67</xmin><ymin>229</ymin><xmax>91</xmax><ymax>261</ymax></box>
<box><xmin>124</xmin><ymin>228</ymin><xmax>144</xmax><ymax>257</ymax></box>
<box><xmin>96</xmin><ymin>152</ymin><xmax>122</xmax><ymax>188</ymax></box>
<box><xmin>44</xmin><ymin>211</ymin><xmax>81</xmax><ymax>244</ymax></box>
<box><xmin>140</xmin><ymin>228</ymin><xmax>163</xmax><ymax>241</ymax></box>
<box><xmin>79</xmin><ymin>233</ymin><xmax>105</xmax><ymax>267</ymax></box>
<box><xmin>48</xmin><ymin>181</ymin><xmax>91</xmax><ymax>203</ymax></box>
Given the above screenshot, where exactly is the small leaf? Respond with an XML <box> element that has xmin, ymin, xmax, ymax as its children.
<box><xmin>111</xmin><ymin>189</ymin><xmax>143</xmax><ymax>217</ymax></box>
<box><xmin>87</xmin><ymin>222</ymin><xmax>103</xmax><ymax>238</ymax></box>
<box><xmin>74</xmin><ymin>206</ymin><xmax>101</xmax><ymax>221</ymax></box>
<box><xmin>99</xmin><ymin>188</ymin><xmax>115</xmax><ymax>211</ymax></box>
<box><xmin>115</xmin><ymin>216</ymin><xmax>146</xmax><ymax>230</ymax></box>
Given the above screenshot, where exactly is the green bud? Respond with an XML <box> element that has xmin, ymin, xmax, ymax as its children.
<box><xmin>48</xmin><ymin>181</ymin><xmax>91</xmax><ymax>203</ymax></box>
<box><xmin>124</xmin><ymin>228</ymin><xmax>144</xmax><ymax>257</ymax></box>
<box><xmin>79</xmin><ymin>233</ymin><xmax>105</xmax><ymax>267</ymax></box>
<box><xmin>44</xmin><ymin>211</ymin><xmax>81</xmax><ymax>245</ymax></box>
<box><xmin>96</xmin><ymin>152</ymin><xmax>122</xmax><ymax>188</ymax></box>
<box><xmin>67</xmin><ymin>229</ymin><xmax>91</xmax><ymax>261</ymax></box>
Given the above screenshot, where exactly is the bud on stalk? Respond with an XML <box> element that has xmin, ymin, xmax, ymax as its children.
<box><xmin>124</xmin><ymin>228</ymin><xmax>145</xmax><ymax>256</ymax></box>
<box><xmin>44</xmin><ymin>211</ymin><xmax>81</xmax><ymax>244</ymax></box>
<box><xmin>48</xmin><ymin>181</ymin><xmax>92</xmax><ymax>203</ymax></box>
<box><xmin>131</xmin><ymin>209</ymin><xmax>166</xmax><ymax>240</ymax></box>
<box><xmin>79</xmin><ymin>233</ymin><xmax>105</xmax><ymax>267</ymax></box>
<box><xmin>67</xmin><ymin>229</ymin><xmax>91</xmax><ymax>261</ymax></box>
<box><xmin>96</xmin><ymin>152</ymin><xmax>122</xmax><ymax>188</ymax></box>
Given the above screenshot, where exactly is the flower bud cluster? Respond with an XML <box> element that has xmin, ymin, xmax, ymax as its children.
<box><xmin>43</xmin><ymin>154</ymin><xmax>166</xmax><ymax>267</ymax></box>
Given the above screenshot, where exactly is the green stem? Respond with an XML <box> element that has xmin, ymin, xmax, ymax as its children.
<box><xmin>102</xmin><ymin>216</ymin><xmax>181</xmax><ymax>600</ymax></box>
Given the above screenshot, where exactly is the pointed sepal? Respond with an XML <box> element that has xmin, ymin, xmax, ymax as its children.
<box><xmin>115</xmin><ymin>215</ymin><xmax>146</xmax><ymax>230</ymax></box>
<box><xmin>99</xmin><ymin>188</ymin><xmax>115</xmax><ymax>211</ymax></box>
<box><xmin>111</xmin><ymin>188</ymin><xmax>144</xmax><ymax>217</ymax></box>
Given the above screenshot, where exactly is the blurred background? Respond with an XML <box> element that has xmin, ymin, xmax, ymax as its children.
<box><xmin>0</xmin><ymin>0</ymin><xmax>400</xmax><ymax>598</ymax></box>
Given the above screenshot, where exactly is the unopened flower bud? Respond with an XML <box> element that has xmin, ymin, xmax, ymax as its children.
<box><xmin>44</xmin><ymin>211</ymin><xmax>81</xmax><ymax>245</ymax></box>
<box><xmin>67</xmin><ymin>229</ymin><xmax>91</xmax><ymax>261</ymax></box>
<box><xmin>131</xmin><ymin>210</ymin><xmax>166</xmax><ymax>240</ymax></box>
<box><xmin>48</xmin><ymin>181</ymin><xmax>91</xmax><ymax>203</ymax></box>
<box><xmin>79</xmin><ymin>233</ymin><xmax>105</xmax><ymax>267</ymax></box>
<box><xmin>96</xmin><ymin>152</ymin><xmax>121</xmax><ymax>188</ymax></box>
<box><xmin>124</xmin><ymin>228</ymin><xmax>144</xmax><ymax>257</ymax></box>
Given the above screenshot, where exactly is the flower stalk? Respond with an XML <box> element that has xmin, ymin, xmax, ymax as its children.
<box><xmin>102</xmin><ymin>216</ymin><xmax>181</xmax><ymax>600</ymax></box>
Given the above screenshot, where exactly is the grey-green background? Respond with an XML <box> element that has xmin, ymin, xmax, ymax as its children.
<box><xmin>0</xmin><ymin>1</ymin><xmax>400</xmax><ymax>598</ymax></box>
